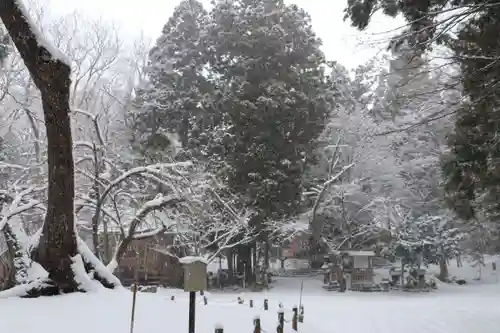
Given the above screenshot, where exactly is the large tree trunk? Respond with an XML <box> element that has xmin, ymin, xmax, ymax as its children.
<box><xmin>0</xmin><ymin>0</ymin><xmax>78</xmax><ymax>292</ymax></box>
<box><xmin>3</xmin><ymin>225</ymin><xmax>23</xmax><ymax>289</ymax></box>
<box><xmin>36</xmin><ymin>92</ymin><xmax>79</xmax><ymax>292</ymax></box>
<box><xmin>438</xmin><ymin>257</ymin><xmax>449</xmax><ymax>282</ymax></box>
<box><xmin>0</xmin><ymin>0</ymin><xmax>118</xmax><ymax>295</ymax></box>
<box><xmin>237</xmin><ymin>245</ymin><xmax>253</xmax><ymax>285</ymax></box>
<box><xmin>227</xmin><ymin>249</ymin><xmax>234</xmax><ymax>274</ymax></box>
<box><xmin>263</xmin><ymin>239</ymin><xmax>270</xmax><ymax>270</ymax></box>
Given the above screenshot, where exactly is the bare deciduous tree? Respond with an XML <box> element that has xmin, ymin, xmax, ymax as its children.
<box><xmin>0</xmin><ymin>0</ymin><xmax>119</xmax><ymax>296</ymax></box>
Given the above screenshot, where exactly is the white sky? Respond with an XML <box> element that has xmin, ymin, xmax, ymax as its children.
<box><xmin>43</xmin><ymin>0</ymin><xmax>403</xmax><ymax>69</ymax></box>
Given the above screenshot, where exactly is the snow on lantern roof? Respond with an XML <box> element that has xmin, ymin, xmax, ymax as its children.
<box><xmin>342</xmin><ymin>250</ymin><xmax>376</xmax><ymax>257</ymax></box>
<box><xmin>179</xmin><ymin>256</ymin><xmax>208</xmax><ymax>265</ymax></box>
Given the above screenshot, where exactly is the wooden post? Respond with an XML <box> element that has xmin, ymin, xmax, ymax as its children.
<box><xmin>204</xmin><ymin>296</ymin><xmax>208</xmax><ymax>305</ymax></box>
<box><xmin>277</xmin><ymin>310</ymin><xmax>284</xmax><ymax>333</ymax></box>
<box><xmin>299</xmin><ymin>305</ymin><xmax>304</xmax><ymax>323</ymax></box>
<box><xmin>129</xmin><ymin>284</ymin><xmax>138</xmax><ymax>333</ymax></box>
<box><xmin>254</xmin><ymin>317</ymin><xmax>261</xmax><ymax>333</ymax></box>
<box><xmin>250</xmin><ymin>299</ymin><xmax>253</xmax><ymax>308</ymax></box>
<box><xmin>264</xmin><ymin>299</ymin><xmax>268</xmax><ymax>310</ymax></box>
<box><xmin>292</xmin><ymin>307</ymin><xmax>298</xmax><ymax>331</ymax></box>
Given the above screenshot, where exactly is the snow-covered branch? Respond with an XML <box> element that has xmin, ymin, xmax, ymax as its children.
<box><xmin>0</xmin><ymin>186</ymin><xmax>46</xmax><ymax>231</ymax></box>
<box><xmin>106</xmin><ymin>194</ymin><xmax>183</xmax><ymax>272</ymax></box>
<box><xmin>308</xmin><ymin>144</ymin><xmax>355</xmax><ymax>245</ymax></box>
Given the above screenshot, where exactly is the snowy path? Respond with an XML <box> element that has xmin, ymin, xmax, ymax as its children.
<box><xmin>1</xmin><ymin>278</ymin><xmax>500</xmax><ymax>333</ymax></box>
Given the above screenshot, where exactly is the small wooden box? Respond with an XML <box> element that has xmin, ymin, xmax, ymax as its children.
<box><xmin>181</xmin><ymin>258</ymin><xmax>207</xmax><ymax>292</ymax></box>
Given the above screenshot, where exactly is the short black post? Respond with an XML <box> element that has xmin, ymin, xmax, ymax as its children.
<box><xmin>264</xmin><ymin>299</ymin><xmax>268</xmax><ymax>311</ymax></box>
<box><xmin>277</xmin><ymin>310</ymin><xmax>284</xmax><ymax>333</ymax></box>
<box><xmin>204</xmin><ymin>296</ymin><xmax>208</xmax><ymax>305</ymax></box>
<box><xmin>254</xmin><ymin>317</ymin><xmax>261</xmax><ymax>333</ymax></box>
<box><xmin>171</xmin><ymin>295</ymin><xmax>175</xmax><ymax>301</ymax></box>
<box><xmin>299</xmin><ymin>305</ymin><xmax>304</xmax><ymax>323</ymax></box>
<box><xmin>292</xmin><ymin>307</ymin><xmax>298</xmax><ymax>331</ymax></box>
<box><xmin>189</xmin><ymin>291</ymin><xmax>196</xmax><ymax>333</ymax></box>
<box><xmin>249</xmin><ymin>300</ymin><xmax>253</xmax><ymax>308</ymax></box>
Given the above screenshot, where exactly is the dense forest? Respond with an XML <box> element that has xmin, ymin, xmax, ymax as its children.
<box><xmin>0</xmin><ymin>0</ymin><xmax>498</xmax><ymax>296</ymax></box>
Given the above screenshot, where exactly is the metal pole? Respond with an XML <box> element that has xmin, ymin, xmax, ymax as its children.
<box><xmin>130</xmin><ymin>250</ymin><xmax>139</xmax><ymax>333</ymax></box>
<box><xmin>299</xmin><ymin>280</ymin><xmax>304</xmax><ymax>309</ymax></box>
<box><xmin>129</xmin><ymin>283</ymin><xmax>137</xmax><ymax>333</ymax></box>
<box><xmin>189</xmin><ymin>291</ymin><xmax>196</xmax><ymax>333</ymax></box>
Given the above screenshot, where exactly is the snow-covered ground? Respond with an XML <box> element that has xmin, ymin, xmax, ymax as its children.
<box><xmin>2</xmin><ymin>275</ymin><xmax>500</xmax><ymax>333</ymax></box>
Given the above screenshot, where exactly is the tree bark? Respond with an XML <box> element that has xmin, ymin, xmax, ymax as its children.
<box><xmin>227</xmin><ymin>249</ymin><xmax>233</xmax><ymax>274</ymax></box>
<box><xmin>438</xmin><ymin>257</ymin><xmax>449</xmax><ymax>282</ymax></box>
<box><xmin>263</xmin><ymin>239</ymin><xmax>270</xmax><ymax>270</ymax></box>
<box><xmin>252</xmin><ymin>243</ymin><xmax>257</xmax><ymax>276</ymax></box>
<box><xmin>1</xmin><ymin>0</ymin><xmax>79</xmax><ymax>292</ymax></box>
<box><xmin>90</xmin><ymin>143</ymin><xmax>105</xmax><ymax>260</ymax></box>
<box><xmin>3</xmin><ymin>224</ymin><xmax>22</xmax><ymax>289</ymax></box>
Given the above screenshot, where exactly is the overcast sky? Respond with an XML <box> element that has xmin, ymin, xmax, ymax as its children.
<box><xmin>43</xmin><ymin>0</ymin><xmax>403</xmax><ymax>69</ymax></box>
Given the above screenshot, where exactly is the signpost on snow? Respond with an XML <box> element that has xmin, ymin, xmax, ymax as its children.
<box><xmin>180</xmin><ymin>256</ymin><xmax>208</xmax><ymax>333</ymax></box>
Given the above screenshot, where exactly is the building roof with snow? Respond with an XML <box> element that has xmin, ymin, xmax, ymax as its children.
<box><xmin>341</xmin><ymin>250</ymin><xmax>376</xmax><ymax>257</ymax></box>
<box><xmin>179</xmin><ymin>256</ymin><xmax>208</xmax><ymax>265</ymax></box>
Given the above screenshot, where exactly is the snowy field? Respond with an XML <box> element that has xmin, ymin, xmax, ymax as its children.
<box><xmin>2</xmin><ymin>275</ymin><xmax>500</xmax><ymax>333</ymax></box>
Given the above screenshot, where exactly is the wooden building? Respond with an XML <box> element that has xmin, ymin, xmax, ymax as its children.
<box><xmin>280</xmin><ymin>232</ymin><xmax>311</xmax><ymax>259</ymax></box>
<box><xmin>110</xmin><ymin>233</ymin><xmax>184</xmax><ymax>287</ymax></box>
<box><xmin>323</xmin><ymin>250</ymin><xmax>377</xmax><ymax>291</ymax></box>
<box><xmin>343</xmin><ymin>250</ymin><xmax>376</xmax><ymax>291</ymax></box>
<box><xmin>0</xmin><ymin>231</ymin><xmax>186</xmax><ymax>289</ymax></box>
<box><xmin>275</xmin><ymin>231</ymin><xmax>330</xmax><ymax>269</ymax></box>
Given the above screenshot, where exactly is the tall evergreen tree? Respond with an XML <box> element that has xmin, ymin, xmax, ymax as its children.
<box><xmin>129</xmin><ymin>0</ymin><xmax>333</xmax><ymax>278</ymax></box>
<box><xmin>208</xmin><ymin>0</ymin><xmax>332</xmax><ymax>221</ymax></box>
<box><xmin>130</xmin><ymin>0</ymin><xmax>213</xmax><ymax>162</ymax></box>
<box><xmin>442</xmin><ymin>5</ymin><xmax>500</xmax><ymax>221</ymax></box>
